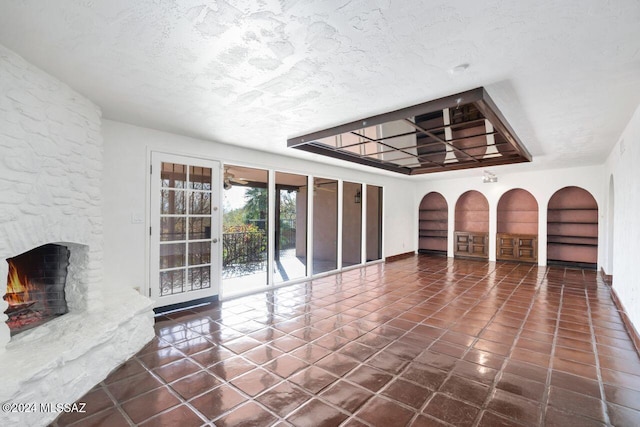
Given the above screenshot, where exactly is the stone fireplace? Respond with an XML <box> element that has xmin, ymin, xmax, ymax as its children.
<box><xmin>0</xmin><ymin>44</ymin><xmax>155</xmax><ymax>426</ymax></box>
<box><xmin>5</xmin><ymin>244</ymin><xmax>70</xmax><ymax>336</ymax></box>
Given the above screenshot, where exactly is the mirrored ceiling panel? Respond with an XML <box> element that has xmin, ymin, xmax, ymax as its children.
<box><xmin>288</xmin><ymin>88</ymin><xmax>531</xmax><ymax>175</ymax></box>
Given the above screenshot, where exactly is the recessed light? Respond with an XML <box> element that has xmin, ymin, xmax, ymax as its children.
<box><xmin>449</xmin><ymin>63</ymin><xmax>470</xmax><ymax>74</ymax></box>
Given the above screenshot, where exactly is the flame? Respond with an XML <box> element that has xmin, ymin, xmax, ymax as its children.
<box><xmin>5</xmin><ymin>260</ymin><xmax>31</xmax><ymax>305</ymax></box>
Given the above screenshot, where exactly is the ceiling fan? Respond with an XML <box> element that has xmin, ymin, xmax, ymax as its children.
<box><xmin>313</xmin><ymin>182</ymin><xmax>336</xmax><ymax>193</ymax></box>
<box><xmin>298</xmin><ymin>183</ymin><xmax>336</xmax><ymax>193</ymax></box>
<box><xmin>223</xmin><ymin>168</ymin><xmax>249</xmax><ymax>190</ymax></box>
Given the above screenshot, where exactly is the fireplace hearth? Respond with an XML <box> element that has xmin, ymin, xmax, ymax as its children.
<box><xmin>4</xmin><ymin>244</ymin><xmax>70</xmax><ymax>336</ymax></box>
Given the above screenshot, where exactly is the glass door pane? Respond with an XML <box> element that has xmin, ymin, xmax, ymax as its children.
<box><xmin>222</xmin><ymin>165</ymin><xmax>268</xmax><ymax>297</ymax></box>
<box><xmin>151</xmin><ymin>154</ymin><xmax>220</xmax><ymax>308</ymax></box>
<box><xmin>342</xmin><ymin>182</ymin><xmax>362</xmax><ymax>267</ymax></box>
<box><xmin>313</xmin><ymin>177</ymin><xmax>338</xmax><ymax>274</ymax></box>
<box><xmin>159</xmin><ymin>163</ymin><xmax>213</xmax><ymax>296</ymax></box>
<box><xmin>366</xmin><ymin>185</ymin><xmax>383</xmax><ymax>261</ymax></box>
<box><xmin>274</xmin><ymin>172</ymin><xmax>307</xmax><ymax>282</ymax></box>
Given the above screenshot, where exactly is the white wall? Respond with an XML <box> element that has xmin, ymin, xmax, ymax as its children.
<box><xmin>102</xmin><ymin>120</ymin><xmax>416</xmax><ymax>294</ymax></box>
<box><xmin>604</xmin><ymin>102</ymin><xmax>640</xmax><ymax>330</ymax></box>
<box><xmin>414</xmin><ymin>164</ymin><xmax>606</xmax><ymax>265</ymax></box>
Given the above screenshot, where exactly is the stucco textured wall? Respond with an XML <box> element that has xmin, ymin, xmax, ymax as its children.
<box><xmin>606</xmin><ymin>103</ymin><xmax>640</xmax><ymax>332</ymax></box>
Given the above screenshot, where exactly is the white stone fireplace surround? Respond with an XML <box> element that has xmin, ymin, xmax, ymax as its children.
<box><xmin>0</xmin><ymin>217</ymin><xmax>154</xmax><ymax>427</ymax></box>
<box><xmin>0</xmin><ymin>45</ymin><xmax>155</xmax><ymax>426</ymax></box>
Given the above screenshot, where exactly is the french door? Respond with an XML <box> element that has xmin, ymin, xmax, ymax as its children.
<box><xmin>150</xmin><ymin>152</ymin><xmax>221</xmax><ymax>307</ymax></box>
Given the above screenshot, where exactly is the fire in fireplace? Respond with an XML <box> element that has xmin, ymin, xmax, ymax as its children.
<box><xmin>3</xmin><ymin>244</ymin><xmax>70</xmax><ymax>336</ymax></box>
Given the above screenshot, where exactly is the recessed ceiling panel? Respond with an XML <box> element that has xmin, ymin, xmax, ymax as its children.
<box><xmin>288</xmin><ymin>88</ymin><xmax>532</xmax><ymax>175</ymax></box>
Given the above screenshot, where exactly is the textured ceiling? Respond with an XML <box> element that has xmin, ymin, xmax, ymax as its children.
<box><xmin>1</xmin><ymin>0</ymin><xmax>639</xmax><ymax>179</ymax></box>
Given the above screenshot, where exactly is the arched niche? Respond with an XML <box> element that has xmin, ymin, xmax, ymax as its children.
<box><xmin>454</xmin><ymin>190</ymin><xmax>489</xmax><ymax>259</ymax></box>
<box><xmin>418</xmin><ymin>192</ymin><xmax>448</xmax><ymax>254</ymax></box>
<box><xmin>547</xmin><ymin>186</ymin><xmax>598</xmax><ymax>268</ymax></box>
<box><xmin>496</xmin><ymin>189</ymin><xmax>539</xmax><ymax>262</ymax></box>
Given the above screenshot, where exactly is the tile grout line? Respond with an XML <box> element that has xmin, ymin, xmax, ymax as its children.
<box><xmin>141</xmin><ymin>313</ymin><xmax>290</xmax><ymax>425</ymax></box>
<box><xmin>213</xmin><ymin>270</ymin><xmax>421</xmax><ymax>425</ymax></box>
<box><xmin>384</xmin><ymin>261</ymin><xmax>513</xmax><ymax>423</ymax></box>
<box><xmin>58</xmin><ymin>257</ymin><xmax>635</xmax><ymax>427</ymax></box>
<box><xmin>100</xmin><ymin>381</ymin><xmax>137</xmax><ymax>427</ymax></box>
<box><xmin>182</xmin><ymin>260</ymin><xmax>534</xmax><ymax>426</ymax></box>
<box><xmin>329</xmin><ymin>260</ymin><xmax>502</xmax><ymax>426</ymax></box>
<box><xmin>467</xmin><ymin>262</ymin><xmax>546</xmax><ymax>427</ymax></box>
<box><xmin>584</xmin><ymin>277</ymin><xmax>613</xmax><ymax>425</ymax></box>
<box><xmin>538</xmin><ymin>266</ymin><xmax>565</xmax><ymax>426</ymax></box>
<box><xmin>183</xmin><ymin>338</ymin><xmax>303</xmax><ymax>424</ymax></box>
<box><xmin>406</xmin><ymin>261</ymin><xmax>535</xmax><ymax>426</ymax></box>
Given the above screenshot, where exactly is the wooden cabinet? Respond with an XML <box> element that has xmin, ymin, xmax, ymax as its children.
<box><xmin>454</xmin><ymin>191</ymin><xmax>489</xmax><ymax>260</ymax></box>
<box><xmin>497</xmin><ymin>233</ymin><xmax>537</xmax><ymax>263</ymax></box>
<box><xmin>454</xmin><ymin>232</ymin><xmax>488</xmax><ymax>259</ymax></box>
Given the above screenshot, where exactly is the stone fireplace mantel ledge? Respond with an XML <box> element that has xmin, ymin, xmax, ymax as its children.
<box><xmin>0</xmin><ymin>287</ymin><xmax>154</xmax><ymax>425</ymax></box>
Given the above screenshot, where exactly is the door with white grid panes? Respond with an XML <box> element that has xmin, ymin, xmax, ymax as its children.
<box><xmin>150</xmin><ymin>153</ymin><xmax>221</xmax><ymax>307</ymax></box>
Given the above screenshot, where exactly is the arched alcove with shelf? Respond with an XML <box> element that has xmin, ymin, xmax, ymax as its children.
<box><xmin>496</xmin><ymin>189</ymin><xmax>538</xmax><ymax>262</ymax></box>
<box><xmin>547</xmin><ymin>186</ymin><xmax>598</xmax><ymax>268</ymax></box>
<box><xmin>418</xmin><ymin>192</ymin><xmax>448</xmax><ymax>255</ymax></box>
<box><xmin>454</xmin><ymin>190</ymin><xmax>489</xmax><ymax>259</ymax></box>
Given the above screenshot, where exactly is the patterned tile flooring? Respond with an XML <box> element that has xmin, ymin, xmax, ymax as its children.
<box><xmin>53</xmin><ymin>255</ymin><xmax>640</xmax><ymax>426</ymax></box>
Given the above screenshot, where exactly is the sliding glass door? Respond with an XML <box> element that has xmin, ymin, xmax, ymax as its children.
<box><xmin>274</xmin><ymin>172</ymin><xmax>307</xmax><ymax>283</ymax></box>
<box><xmin>342</xmin><ymin>182</ymin><xmax>363</xmax><ymax>267</ymax></box>
<box><xmin>151</xmin><ymin>155</ymin><xmax>384</xmax><ymax>304</ymax></box>
<box><xmin>312</xmin><ymin>177</ymin><xmax>338</xmax><ymax>274</ymax></box>
<box><xmin>366</xmin><ymin>185</ymin><xmax>383</xmax><ymax>261</ymax></box>
<box><xmin>222</xmin><ymin>165</ymin><xmax>268</xmax><ymax>297</ymax></box>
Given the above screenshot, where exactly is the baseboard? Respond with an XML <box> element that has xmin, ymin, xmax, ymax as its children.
<box><xmin>600</xmin><ymin>267</ymin><xmax>613</xmax><ymax>286</ymax></box>
<box><xmin>609</xmin><ymin>287</ymin><xmax>640</xmax><ymax>356</ymax></box>
<box><xmin>385</xmin><ymin>251</ymin><xmax>415</xmax><ymax>262</ymax></box>
<box><xmin>154</xmin><ymin>295</ymin><xmax>219</xmax><ymax>315</ymax></box>
<box><xmin>417</xmin><ymin>249</ymin><xmax>447</xmax><ymax>256</ymax></box>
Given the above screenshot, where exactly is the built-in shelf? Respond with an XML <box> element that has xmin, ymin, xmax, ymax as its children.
<box><xmin>547</xmin><ymin>187</ymin><xmax>598</xmax><ymax>268</ymax></box>
<box><xmin>418</xmin><ymin>192</ymin><xmax>448</xmax><ymax>254</ymax></box>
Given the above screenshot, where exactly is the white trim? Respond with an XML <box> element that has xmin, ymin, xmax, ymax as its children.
<box><xmin>307</xmin><ymin>174</ymin><xmax>314</xmax><ymax>276</ymax></box>
<box><xmin>362</xmin><ymin>184</ymin><xmax>368</xmax><ymax>264</ymax></box>
<box><xmin>267</xmin><ymin>169</ymin><xmax>276</xmax><ymax>286</ymax></box>
<box><xmin>149</xmin><ymin>151</ymin><xmax>221</xmax><ymax>308</ymax></box>
<box><xmin>337</xmin><ymin>179</ymin><xmax>344</xmax><ymax>270</ymax></box>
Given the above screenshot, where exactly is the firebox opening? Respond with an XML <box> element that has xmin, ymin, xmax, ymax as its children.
<box><xmin>4</xmin><ymin>244</ymin><xmax>70</xmax><ymax>336</ymax></box>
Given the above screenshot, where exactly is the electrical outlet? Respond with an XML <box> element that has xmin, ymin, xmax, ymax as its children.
<box><xmin>131</xmin><ymin>212</ymin><xmax>144</xmax><ymax>224</ymax></box>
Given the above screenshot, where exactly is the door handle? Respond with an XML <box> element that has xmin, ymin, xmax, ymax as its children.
<box><xmin>213</xmin><ymin>238</ymin><xmax>218</xmax><ymax>243</ymax></box>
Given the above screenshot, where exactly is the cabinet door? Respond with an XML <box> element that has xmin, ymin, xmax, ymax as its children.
<box><xmin>470</xmin><ymin>234</ymin><xmax>488</xmax><ymax>257</ymax></box>
<box><xmin>497</xmin><ymin>233</ymin><xmax>537</xmax><ymax>262</ymax></box>
<box><xmin>455</xmin><ymin>232</ymin><xmax>488</xmax><ymax>258</ymax></box>
<box><xmin>518</xmin><ymin>236</ymin><xmax>537</xmax><ymax>262</ymax></box>
<box><xmin>497</xmin><ymin>234</ymin><xmax>517</xmax><ymax>260</ymax></box>
<box><xmin>454</xmin><ymin>232</ymin><xmax>470</xmax><ymax>256</ymax></box>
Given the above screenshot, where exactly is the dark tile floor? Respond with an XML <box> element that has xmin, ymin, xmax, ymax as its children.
<box><xmin>53</xmin><ymin>255</ymin><xmax>640</xmax><ymax>426</ymax></box>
